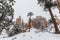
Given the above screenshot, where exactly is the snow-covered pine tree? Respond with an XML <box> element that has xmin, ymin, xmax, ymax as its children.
<box><xmin>0</xmin><ymin>0</ymin><xmax>15</xmax><ymax>34</ymax></box>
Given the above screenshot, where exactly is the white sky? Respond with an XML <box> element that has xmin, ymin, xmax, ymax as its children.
<box><xmin>13</xmin><ymin>0</ymin><xmax>60</xmax><ymax>23</ymax></box>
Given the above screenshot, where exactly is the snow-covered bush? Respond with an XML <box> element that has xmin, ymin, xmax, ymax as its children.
<box><xmin>47</xmin><ymin>24</ymin><xmax>55</xmax><ymax>33</ymax></box>
<box><xmin>8</xmin><ymin>24</ymin><xmax>21</xmax><ymax>37</ymax></box>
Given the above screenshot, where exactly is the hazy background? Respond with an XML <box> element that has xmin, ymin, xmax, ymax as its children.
<box><xmin>13</xmin><ymin>0</ymin><xmax>60</xmax><ymax>23</ymax></box>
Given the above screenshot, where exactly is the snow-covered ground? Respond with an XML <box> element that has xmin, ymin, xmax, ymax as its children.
<box><xmin>0</xmin><ymin>28</ymin><xmax>60</xmax><ymax>40</ymax></box>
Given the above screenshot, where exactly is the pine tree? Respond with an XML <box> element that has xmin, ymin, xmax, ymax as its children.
<box><xmin>27</xmin><ymin>12</ymin><xmax>34</xmax><ymax>30</ymax></box>
<box><xmin>0</xmin><ymin>0</ymin><xmax>15</xmax><ymax>34</ymax></box>
<box><xmin>37</xmin><ymin>0</ymin><xmax>60</xmax><ymax>33</ymax></box>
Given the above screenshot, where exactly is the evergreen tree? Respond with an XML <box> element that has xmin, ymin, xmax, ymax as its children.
<box><xmin>37</xmin><ymin>0</ymin><xmax>60</xmax><ymax>33</ymax></box>
<box><xmin>0</xmin><ymin>0</ymin><xmax>15</xmax><ymax>27</ymax></box>
<box><xmin>0</xmin><ymin>0</ymin><xmax>15</xmax><ymax>35</ymax></box>
<box><xmin>27</xmin><ymin>12</ymin><xmax>34</xmax><ymax>30</ymax></box>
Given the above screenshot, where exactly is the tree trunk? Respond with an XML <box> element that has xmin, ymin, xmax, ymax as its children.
<box><xmin>48</xmin><ymin>8</ymin><xmax>60</xmax><ymax>33</ymax></box>
<box><xmin>28</xmin><ymin>17</ymin><xmax>31</xmax><ymax>31</ymax></box>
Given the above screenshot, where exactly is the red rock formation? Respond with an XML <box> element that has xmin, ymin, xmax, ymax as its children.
<box><xmin>56</xmin><ymin>19</ymin><xmax>60</xmax><ymax>25</ymax></box>
<box><xmin>56</xmin><ymin>0</ymin><xmax>60</xmax><ymax>13</ymax></box>
<box><xmin>16</xmin><ymin>16</ymin><xmax>22</xmax><ymax>25</ymax></box>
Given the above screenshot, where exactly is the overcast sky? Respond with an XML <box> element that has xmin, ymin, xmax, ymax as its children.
<box><xmin>13</xmin><ymin>0</ymin><xmax>60</xmax><ymax>23</ymax></box>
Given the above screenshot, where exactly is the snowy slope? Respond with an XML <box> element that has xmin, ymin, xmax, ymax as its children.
<box><xmin>0</xmin><ymin>28</ymin><xmax>60</xmax><ymax>40</ymax></box>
